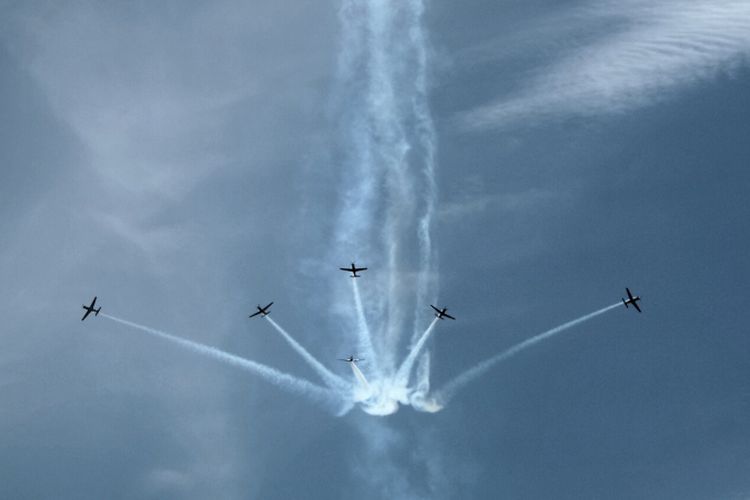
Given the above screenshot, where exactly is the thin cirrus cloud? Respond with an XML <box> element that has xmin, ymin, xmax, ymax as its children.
<box><xmin>1</xmin><ymin>1</ymin><xmax>332</xmax><ymax>200</ymax></box>
<box><xmin>460</xmin><ymin>0</ymin><xmax>750</xmax><ymax>130</ymax></box>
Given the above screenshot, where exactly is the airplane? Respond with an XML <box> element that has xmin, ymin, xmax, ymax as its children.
<box><xmin>622</xmin><ymin>288</ymin><xmax>642</xmax><ymax>313</ymax></box>
<box><xmin>339</xmin><ymin>262</ymin><xmax>367</xmax><ymax>278</ymax></box>
<box><xmin>338</xmin><ymin>355</ymin><xmax>363</xmax><ymax>363</ymax></box>
<box><xmin>431</xmin><ymin>304</ymin><xmax>456</xmax><ymax>320</ymax></box>
<box><xmin>81</xmin><ymin>296</ymin><xmax>101</xmax><ymax>321</ymax></box>
<box><xmin>249</xmin><ymin>302</ymin><xmax>273</xmax><ymax>318</ymax></box>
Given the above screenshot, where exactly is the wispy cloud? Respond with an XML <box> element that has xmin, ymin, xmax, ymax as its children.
<box><xmin>1</xmin><ymin>1</ymin><xmax>332</xmax><ymax>199</ymax></box>
<box><xmin>461</xmin><ymin>0</ymin><xmax>750</xmax><ymax>129</ymax></box>
<box><xmin>439</xmin><ymin>187</ymin><xmax>559</xmax><ymax>222</ymax></box>
<box><xmin>0</xmin><ymin>3</ymin><xmax>338</xmax><ymax>498</ymax></box>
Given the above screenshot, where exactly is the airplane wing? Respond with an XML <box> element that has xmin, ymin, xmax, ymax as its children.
<box><xmin>430</xmin><ymin>305</ymin><xmax>441</xmax><ymax>313</ymax></box>
<box><xmin>632</xmin><ymin>301</ymin><xmax>642</xmax><ymax>313</ymax></box>
<box><xmin>443</xmin><ymin>312</ymin><xmax>456</xmax><ymax>320</ymax></box>
<box><xmin>249</xmin><ymin>310</ymin><xmax>262</xmax><ymax>318</ymax></box>
<box><xmin>626</xmin><ymin>288</ymin><xmax>635</xmax><ymax>301</ymax></box>
<box><xmin>263</xmin><ymin>302</ymin><xmax>273</xmax><ymax>310</ymax></box>
<box><xmin>81</xmin><ymin>296</ymin><xmax>97</xmax><ymax>321</ymax></box>
<box><xmin>354</xmin><ymin>267</ymin><xmax>367</xmax><ymax>272</ymax></box>
<box><xmin>339</xmin><ymin>268</ymin><xmax>349</xmax><ymax>272</ymax></box>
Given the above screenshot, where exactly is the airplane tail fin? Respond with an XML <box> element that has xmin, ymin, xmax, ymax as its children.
<box><xmin>622</xmin><ymin>298</ymin><xmax>628</xmax><ymax>308</ymax></box>
<box><xmin>95</xmin><ymin>307</ymin><xmax>101</xmax><ymax>316</ymax></box>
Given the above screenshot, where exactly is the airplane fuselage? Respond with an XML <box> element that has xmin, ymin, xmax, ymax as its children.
<box><xmin>340</xmin><ymin>263</ymin><xmax>367</xmax><ymax>278</ymax></box>
<box><xmin>430</xmin><ymin>304</ymin><xmax>456</xmax><ymax>320</ymax></box>
<box><xmin>81</xmin><ymin>296</ymin><xmax>101</xmax><ymax>321</ymax></box>
<box><xmin>339</xmin><ymin>355</ymin><xmax>362</xmax><ymax>363</ymax></box>
<box><xmin>622</xmin><ymin>288</ymin><xmax>642</xmax><ymax>312</ymax></box>
<box><xmin>249</xmin><ymin>302</ymin><xmax>273</xmax><ymax>318</ymax></box>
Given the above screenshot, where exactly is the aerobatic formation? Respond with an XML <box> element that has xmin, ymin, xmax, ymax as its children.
<box><xmin>82</xmin><ymin>280</ymin><xmax>641</xmax><ymax>416</ymax></box>
<box><xmin>81</xmin><ymin>0</ymin><xmax>644</xmax><ymax>417</ymax></box>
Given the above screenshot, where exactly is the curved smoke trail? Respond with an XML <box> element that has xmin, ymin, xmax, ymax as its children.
<box><xmin>101</xmin><ymin>314</ymin><xmax>350</xmax><ymax>414</ymax></box>
<box><xmin>434</xmin><ymin>303</ymin><xmax>623</xmax><ymax>405</ymax></box>
<box><xmin>410</xmin><ymin>352</ymin><xmax>443</xmax><ymax>413</ymax></box>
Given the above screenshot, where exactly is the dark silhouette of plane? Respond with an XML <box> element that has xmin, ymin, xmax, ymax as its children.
<box><xmin>338</xmin><ymin>355</ymin><xmax>363</xmax><ymax>363</ymax></box>
<box><xmin>622</xmin><ymin>288</ymin><xmax>642</xmax><ymax>313</ymax></box>
<box><xmin>249</xmin><ymin>302</ymin><xmax>273</xmax><ymax>318</ymax></box>
<box><xmin>81</xmin><ymin>296</ymin><xmax>101</xmax><ymax>321</ymax></box>
<box><xmin>339</xmin><ymin>262</ymin><xmax>367</xmax><ymax>277</ymax></box>
<box><xmin>431</xmin><ymin>304</ymin><xmax>455</xmax><ymax>320</ymax></box>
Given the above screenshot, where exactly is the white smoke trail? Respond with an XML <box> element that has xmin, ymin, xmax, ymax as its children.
<box><xmin>332</xmin><ymin>0</ymin><xmax>389</xmax><ymax>372</ymax></box>
<box><xmin>434</xmin><ymin>302</ymin><xmax>623</xmax><ymax>405</ymax></box>
<box><xmin>409</xmin><ymin>0</ymin><xmax>439</xmax><ymax>343</ymax></box>
<box><xmin>368</xmin><ymin>0</ymin><xmax>416</xmax><ymax>367</ymax></box>
<box><xmin>333</xmin><ymin>0</ymin><xmax>438</xmax><ymax>378</ymax></box>
<box><xmin>350</xmin><ymin>362</ymin><xmax>372</xmax><ymax>394</ymax></box>
<box><xmin>351</xmin><ymin>279</ymin><xmax>380</xmax><ymax>378</ymax></box>
<box><xmin>414</xmin><ymin>352</ymin><xmax>431</xmax><ymax>395</ymax></box>
<box><xmin>409</xmin><ymin>352</ymin><xmax>442</xmax><ymax>413</ymax></box>
<box><xmin>395</xmin><ymin>317</ymin><xmax>439</xmax><ymax>385</ymax></box>
<box><xmin>263</xmin><ymin>316</ymin><xmax>349</xmax><ymax>391</ymax></box>
<box><xmin>100</xmin><ymin>313</ymin><xmax>348</xmax><ymax>412</ymax></box>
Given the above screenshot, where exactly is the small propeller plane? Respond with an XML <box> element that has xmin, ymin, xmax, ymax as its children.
<box><xmin>249</xmin><ymin>302</ymin><xmax>273</xmax><ymax>318</ymax></box>
<box><xmin>622</xmin><ymin>288</ymin><xmax>642</xmax><ymax>313</ymax></box>
<box><xmin>81</xmin><ymin>296</ymin><xmax>101</xmax><ymax>321</ymax></box>
<box><xmin>339</xmin><ymin>262</ymin><xmax>367</xmax><ymax>278</ymax></box>
<box><xmin>431</xmin><ymin>304</ymin><xmax>456</xmax><ymax>320</ymax></box>
<box><xmin>338</xmin><ymin>355</ymin><xmax>363</xmax><ymax>363</ymax></box>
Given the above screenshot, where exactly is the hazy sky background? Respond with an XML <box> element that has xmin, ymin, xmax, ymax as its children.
<box><xmin>1</xmin><ymin>1</ymin><xmax>749</xmax><ymax>499</ymax></box>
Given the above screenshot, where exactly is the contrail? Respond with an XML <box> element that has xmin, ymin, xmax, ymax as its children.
<box><xmin>351</xmin><ymin>279</ymin><xmax>380</xmax><ymax>378</ymax></box>
<box><xmin>395</xmin><ymin>317</ymin><xmax>439</xmax><ymax>385</ymax></box>
<box><xmin>434</xmin><ymin>302</ymin><xmax>623</xmax><ymax>404</ymax></box>
<box><xmin>99</xmin><ymin>313</ymin><xmax>342</xmax><ymax>409</ymax></box>
<box><xmin>263</xmin><ymin>316</ymin><xmax>349</xmax><ymax>391</ymax></box>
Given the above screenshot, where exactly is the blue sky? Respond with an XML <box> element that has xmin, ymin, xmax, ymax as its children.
<box><xmin>1</xmin><ymin>1</ymin><xmax>749</xmax><ymax>498</ymax></box>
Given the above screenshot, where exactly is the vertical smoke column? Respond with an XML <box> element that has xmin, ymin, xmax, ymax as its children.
<box><xmin>409</xmin><ymin>0</ymin><xmax>439</xmax><ymax>343</ymax></box>
<box><xmin>332</xmin><ymin>0</ymin><xmax>438</xmax><ymax>376</ymax></box>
